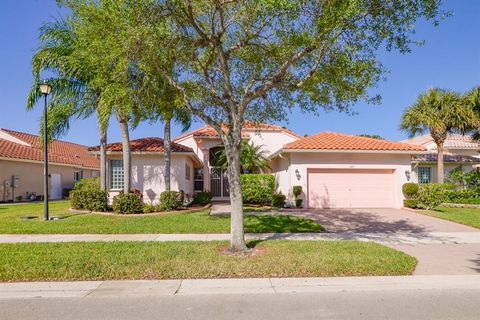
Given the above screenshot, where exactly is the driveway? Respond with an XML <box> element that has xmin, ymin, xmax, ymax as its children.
<box><xmin>297</xmin><ymin>208</ymin><xmax>478</xmax><ymax>233</ymax></box>
<box><xmin>298</xmin><ymin>208</ymin><xmax>480</xmax><ymax>275</ymax></box>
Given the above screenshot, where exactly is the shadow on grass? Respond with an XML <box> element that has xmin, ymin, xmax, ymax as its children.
<box><xmin>244</xmin><ymin>215</ymin><xmax>324</xmax><ymax>233</ymax></box>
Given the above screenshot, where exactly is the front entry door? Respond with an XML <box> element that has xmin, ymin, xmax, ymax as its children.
<box><xmin>210</xmin><ymin>168</ymin><xmax>229</xmax><ymax>197</ymax></box>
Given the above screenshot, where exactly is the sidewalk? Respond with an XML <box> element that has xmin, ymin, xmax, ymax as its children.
<box><xmin>1</xmin><ymin>275</ymin><xmax>480</xmax><ymax>299</ymax></box>
<box><xmin>1</xmin><ymin>231</ymin><xmax>480</xmax><ymax>244</ymax></box>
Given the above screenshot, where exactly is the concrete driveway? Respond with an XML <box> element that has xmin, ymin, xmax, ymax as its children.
<box><xmin>299</xmin><ymin>208</ymin><xmax>478</xmax><ymax>233</ymax></box>
<box><xmin>264</xmin><ymin>207</ymin><xmax>480</xmax><ymax>275</ymax></box>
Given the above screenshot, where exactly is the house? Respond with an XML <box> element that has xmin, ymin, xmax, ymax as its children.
<box><xmin>88</xmin><ymin>137</ymin><xmax>202</xmax><ymax>204</ymax></box>
<box><xmin>0</xmin><ymin>128</ymin><xmax>100</xmax><ymax>202</ymax></box>
<box><xmin>401</xmin><ymin>134</ymin><xmax>480</xmax><ymax>183</ymax></box>
<box><xmin>94</xmin><ymin>122</ymin><xmax>426</xmax><ymax>209</ymax></box>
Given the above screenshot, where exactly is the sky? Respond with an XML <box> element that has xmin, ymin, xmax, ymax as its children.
<box><xmin>0</xmin><ymin>0</ymin><xmax>479</xmax><ymax>146</ymax></box>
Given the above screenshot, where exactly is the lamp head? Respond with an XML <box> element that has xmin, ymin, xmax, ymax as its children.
<box><xmin>39</xmin><ymin>81</ymin><xmax>52</xmax><ymax>95</ymax></box>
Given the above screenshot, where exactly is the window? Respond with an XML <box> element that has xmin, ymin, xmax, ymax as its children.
<box><xmin>73</xmin><ymin>171</ymin><xmax>82</xmax><ymax>182</ymax></box>
<box><xmin>185</xmin><ymin>164</ymin><xmax>191</xmax><ymax>180</ymax></box>
<box><xmin>92</xmin><ymin>171</ymin><xmax>100</xmax><ymax>178</ymax></box>
<box><xmin>194</xmin><ymin>168</ymin><xmax>204</xmax><ymax>191</ymax></box>
<box><xmin>418</xmin><ymin>167</ymin><xmax>431</xmax><ymax>184</ymax></box>
<box><xmin>110</xmin><ymin>160</ymin><xmax>124</xmax><ymax>189</ymax></box>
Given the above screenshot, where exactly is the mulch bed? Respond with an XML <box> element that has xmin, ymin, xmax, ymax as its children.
<box><xmin>69</xmin><ymin>203</ymin><xmax>211</xmax><ymax>216</ymax></box>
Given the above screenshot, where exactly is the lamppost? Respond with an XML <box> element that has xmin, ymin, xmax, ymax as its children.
<box><xmin>39</xmin><ymin>81</ymin><xmax>52</xmax><ymax>221</ymax></box>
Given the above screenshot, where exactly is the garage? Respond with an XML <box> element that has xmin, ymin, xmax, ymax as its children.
<box><xmin>307</xmin><ymin>168</ymin><xmax>395</xmax><ymax>209</ymax></box>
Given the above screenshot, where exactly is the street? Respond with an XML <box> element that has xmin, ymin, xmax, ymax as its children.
<box><xmin>1</xmin><ymin>276</ymin><xmax>479</xmax><ymax>320</ymax></box>
<box><xmin>2</xmin><ymin>289</ymin><xmax>479</xmax><ymax>320</ymax></box>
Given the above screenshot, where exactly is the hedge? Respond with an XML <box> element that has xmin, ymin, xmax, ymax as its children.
<box><xmin>240</xmin><ymin>174</ymin><xmax>275</xmax><ymax>205</ymax></box>
<box><xmin>112</xmin><ymin>192</ymin><xmax>144</xmax><ymax>214</ymax></box>
<box><xmin>157</xmin><ymin>191</ymin><xmax>182</xmax><ymax>211</ymax></box>
<box><xmin>70</xmin><ymin>177</ymin><xmax>108</xmax><ymax>212</ymax></box>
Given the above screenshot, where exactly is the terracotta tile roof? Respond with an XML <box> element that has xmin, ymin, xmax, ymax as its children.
<box><xmin>283</xmin><ymin>132</ymin><xmax>426</xmax><ymax>152</ymax></box>
<box><xmin>0</xmin><ymin>128</ymin><xmax>100</xmax><ymax>169</ymax></box>
<box><xmin>174</xmin><ymin>121</ymin><xmax>301</xmax><ymax>141</ymax></box>
<box><xmin>88</xmin><ymin>137</ymin><xmax>193</xmax><ymax>153</ymax></box>
<box><xmin>401</xmin><ymin>133</ymin><xmax>480</xmax><ymax>150</ymax></box>
<box><xmin>412</xmin><ymin>153</ymin><xmax>480</xmax><ymax>163</ymax></box>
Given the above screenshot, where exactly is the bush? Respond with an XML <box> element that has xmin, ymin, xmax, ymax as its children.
<box><xmin>70</xmin><ymin>189</ymin><xmax>108</xmax><ymax>212</ymax></box>
<box><xmin>444</xmin><ymin>188</ymin><xmax>480</xmax><ymax>204</ymax></box>
<box><xmin>193</xmin><ymin>192</ymin><xmax>212</xmax><ymax>205</ymax></box>
<box><xmin>158</xmin><ymin>191</ymin><xmax>182</xmax><ymax>211</ymax></box>
<box><xmin>295</xmin><ymin>198</ymin><xmax>303</xmax><ymax>208</ymax></box>
<box><xmin>271</xmin><ymin>193</ymin><xmax>286</xmax><ymax>208</ymax></box>
<box><xmin>112</xmin><ymin>192</ymin><xmax>144</xmax><ymax>214</ymax></box>
<box><xmin>73</xmin><ymin>177</ymin><xmax>100</xmax><ymax>191</ymax></box>
<box><xmin>402</xmin><ymin>183</ymin><xmax>419</xmax><ymax>198</ymax></box>
<box><xmin>403</xmin><ymin>199</ymin><xmax>418</xmax><ymax>209</ymax></box>
<box><xmin>292</xmin><ymin>186</ymin><xmax>302</xmax><ymax>198</ymax></box>
<box><xmin>415</xmin><ymin>183</ymin><xmax>447</xmax><ymax>210</ymax></box>
<box><xmin>143</xmin><ymin>203</ymin><xmax>155</xmax><ymax>213</ymax></box>
<box><xmin>241</xmin><ymin>174</ymin><xmax>275</xmax><ymax>204</ymax></box>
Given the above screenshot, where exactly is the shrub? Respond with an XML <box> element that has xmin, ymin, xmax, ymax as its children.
<box><xmin>295</xmin><ymin>198</ymin><xmax>303</xmax><ymax>208</ymax></box>
<box><xmin>444</xmin><ymin>188</ymin><xmax>480</xmax><ymax>204</ymax></box>
<box><xmin>73</xmin><ymin>177</ymin><xmax>100</xmax><ymax>191</ymax></box>
<box><xmin>70</xmin><ymin>189</ymin><xmax>108</xmax><ymax>212</ymax></box>
<box><xmin>241</xmin><ymin>174</ymin><xmax>275</xmax><ymax>204</ymax></box>
<box><xmin>292</xmin><ymin>185</ymin><xmax>302</xmax><ymax>198</ymax></box>
<box><xmin>112</xmin><ymin>192</ymin><xmax>144</xmax><ymax>214</ymax></box>
<box><xmin>403</xmin><ymin>199</ymin><xmax>418</xmax><ymax>209</ymax></box>
<box><xmin>402</xmin><ymin>183</ymin><xmax>419</xmax><ymax>198</ymax></box>
<box><xmin>143</xmin><ymin>203</ymin><xmax>155</xmax><ymax>213</ymax></box>
<box><xmin>193</xmin><ymin>192</ymin><xmax>212</xmax><ymax>205</ymax></box>
<box><xmin>415</xmin><ymin>183</ymin><xmax>447</xmax><ymax>210</ymax></box>
<box><xmin>271</xmin><ymin>193</ymin><xmax>286</xmax><ymax>208</ymax></box>
<box><xmin>158</xmin><ymin>191</ymin><xmax>182</xmax><ymax>211</ymax></box>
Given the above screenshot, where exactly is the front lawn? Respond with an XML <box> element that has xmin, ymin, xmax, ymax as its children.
<box><xmin>0</xmin><ymin>240</ymin><xmax>416</xmax><ymax>281</ymax></box>
<box><xmin>0</xmin><ymin>201</ymin><xmax>323</xmax><ymax>234</ymax></box>
<box><xmin>419</xmin><ymin>207</ymin><xmax>480</xmax><ymax>229</ymax></box>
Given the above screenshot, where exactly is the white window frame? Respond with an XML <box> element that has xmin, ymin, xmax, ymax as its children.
<box><xmin>73</xmin><ymin>171</ymin><xmax>82</xmax><ymax>182</ymax></box>
<box><xmin>110</xmin><ymin>159</ymin><xmax>124</xmax><ymax>190</ymax></box>
<box><xmin>185</xmin><ymin>163</ymin><xmax>191</xmax><ymax>181</ymax></box>
<box><xmin>418</xmin><ymin>167</ymin><xmax>431</xmax><ymax>184</ymax></box>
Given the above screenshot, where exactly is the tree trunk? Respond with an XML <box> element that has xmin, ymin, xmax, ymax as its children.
<box><xmin>224</xmin><ymin>130</ymin><xmax>248</xmax><ymax>252</ymax></box>
<box><xmin>119</xmin><ymin>119</ymin><xmax>131</xmax><ymax>193</ymax></box>
<box><xmin>164</xmin><ymin>117</ymin><xmax>171</xmax><ymax>191</ymax></box>
<box><xmin>437</xmin><ymin>142</ymin><xmax>445</xmax><ymax>184</ymax></box>
<box><xmin>99</xmin><ymin>128</ymin><xmax>107</xmax><ymax>191</ymax></box>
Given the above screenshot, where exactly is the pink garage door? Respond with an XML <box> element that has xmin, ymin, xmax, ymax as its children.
<box><xmin>307</xmin><ymin>168</ymin><xmax>395</xmax><ymax>209</ymax></box>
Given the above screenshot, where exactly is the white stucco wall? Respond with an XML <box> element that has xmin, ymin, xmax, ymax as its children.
<box><xmin>411</xmin><ymin>162</ymin><xmax>477</xmax><ymax>183</ymax></box>
<box><xmin>107</xmin><ymin>154</ymin><xmax>194</xmax><ymax>204</ymax></box>
<box><xmin>244</xmin><ymin>130</ymin><xmax>299</xmax><ymax>156</ymax></box>
<box><xmin>272</xmin><ymin>152</ymin><xmax>413</xmax><ymax>209</ymax></box>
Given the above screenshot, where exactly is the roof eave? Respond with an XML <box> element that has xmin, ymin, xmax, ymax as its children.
<box><xmin>280</xmin><ymin>149</ymin><xmax>427</xmax><ymax>155</ymax></box>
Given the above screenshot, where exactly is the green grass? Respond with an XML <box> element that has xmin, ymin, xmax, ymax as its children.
<box><xmin>420</xmin><ymin>207</ymin><xmax>480</xmax><ymax>229</ymax></box>
<box><xmin>0</xmin><ymin>240</ymin><xmax>416</xmax><ymax>281</ymax></box>
<box><xmin>0</xmin><ymin>201</ymin><xmax>323</xmax><ymax>234</ymax></box>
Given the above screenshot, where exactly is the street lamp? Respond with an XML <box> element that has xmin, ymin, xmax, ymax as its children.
<box><xmin>39</xmin><ymin>81</ymin><xmax>52</xmax><ymax>221</ymax></box>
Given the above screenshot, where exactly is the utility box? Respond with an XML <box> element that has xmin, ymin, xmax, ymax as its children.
<box><xmin>12</xmin><ymin>176</ymin><xmax>20</xmax><ymax>189</ymax></box>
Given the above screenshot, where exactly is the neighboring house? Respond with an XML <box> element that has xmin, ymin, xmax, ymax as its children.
<box><xmin>0</xmin><ymin>128</ymin><xmax>100</xmax><ymax>202</ymax></box>
<box><xmin>401</xmin><ymin>134</ymin><xmax>480</xmax><ymax>183</ymax></box>
<box><xmin>88</xmin><ymin>137</ymin><xmax>202</xmax><ymax>204</ymax></box>
<box><xmin>93</xmin><ymin>122</ymin><xmax>426</xmax><ymax>209</ymax></box>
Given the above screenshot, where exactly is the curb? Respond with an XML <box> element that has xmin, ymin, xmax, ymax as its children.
<box><xmin>1</xmin><ymin>275</ymin><xmax>480</xmax><ymax>299</ymax></box>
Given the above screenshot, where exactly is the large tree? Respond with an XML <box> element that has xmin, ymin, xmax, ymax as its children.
<box><xmin>27</xmin><ymin>18</ymin><xmax>111</xmax><ymax>191</ymax></box>
<box><xmin>401</xmin><ymin>88</ymin><xmax>477</xmax><ymax>183</ymax></box>
<box><xmin>63</xmin><ymin>0</ymin><xmax>445</xmax><ymax>252</ymax></box>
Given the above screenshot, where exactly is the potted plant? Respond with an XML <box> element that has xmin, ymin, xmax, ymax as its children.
<box><xmin>292</xmin><ymin>185</ymin><xmax>303</xmax><ymax>208</ymax></box>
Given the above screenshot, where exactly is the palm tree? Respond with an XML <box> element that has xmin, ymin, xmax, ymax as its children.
<box><xmin>215</xmin><ymin>141</ymin><xmax>270</xmax><ymax>174</ymax></box>
<box><xmin>27</xmin><ymin>18</ymin><xmax>111</xmax><ymax>190</ymax></box>
<box><xmin>464</xmin><ymin>87</ymin><xmax>480</xmax><ymax>141</ymax></box>
<box><xmin>401</xmin><ymin>88</ymin><xmax>478</xmax><ymax>183</ymax></box>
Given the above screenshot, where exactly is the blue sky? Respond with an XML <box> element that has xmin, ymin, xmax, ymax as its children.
<box><xmin>0</xmin><ymin>0</ymin><xmax>479</xmax><ymax>146</ymax></box>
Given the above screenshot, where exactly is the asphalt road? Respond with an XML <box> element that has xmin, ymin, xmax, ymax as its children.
<box><xmin>2</xmin><ymin>289</ymin><xmax>480</xmax><ymax>320</ymax></box>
